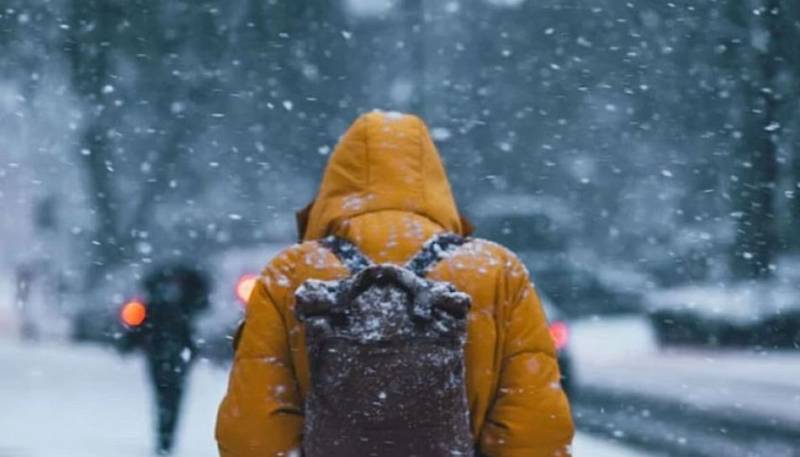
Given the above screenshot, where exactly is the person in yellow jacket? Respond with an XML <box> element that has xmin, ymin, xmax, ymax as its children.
<box><xmin>215</xmin><ymin>112</ymin><xmax>575</xmax><ymax>457</ymax></box>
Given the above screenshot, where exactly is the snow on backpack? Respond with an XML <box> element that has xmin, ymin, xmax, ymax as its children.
<box><xmin>294</xmin><ymin>233</ymin><xmax>474</xmax><ymax>457</ymax></box>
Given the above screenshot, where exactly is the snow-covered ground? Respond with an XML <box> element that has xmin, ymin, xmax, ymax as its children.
<box><xmin>0</xmin><ymin>340</ymin><xmax>226</xmax><ymax>457</ymax></box>
<box><xmin>0</xmin><ymin>338</ymin><xmax>656</xmax><ymax>457</ymax></box>
<box><xmin>571</xmin><ymin>433</ymin><xmax>656</xmax><ymax>457</ymax></box>
<box><xmin>570</xmin><ymin>315</ymin><xmax>800</xmax><ymax>428</ymax></box>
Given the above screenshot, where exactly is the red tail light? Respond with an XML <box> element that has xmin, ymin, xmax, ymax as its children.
<box><xmin>120</xmin><ymin>299</ymin><xmax>147</xmax><ymax>327</ymax></box>
<box><xmin>549</xmin><ymin>321</ymin><xmax>569</xmax><ymax>351</ymax></box>
<box><xmin>235</xmin><ymin>273</ymin><xmax>258</xmax><ymax>305</ymax></box>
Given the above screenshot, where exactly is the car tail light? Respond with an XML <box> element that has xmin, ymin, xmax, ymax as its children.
<box><xmin>120</xmin><ymin>299</ymin><xmax>147</xmax><ymax>327</ymax></box>
<box><xmin>549</xmin><ymin>320</ymin><xmax>569</xmax><ymax>351</ymax></box>
<box><xmin>235</xmin><ymin>273</ymin><xmax>258</xmax><ymax>306</ymax></box>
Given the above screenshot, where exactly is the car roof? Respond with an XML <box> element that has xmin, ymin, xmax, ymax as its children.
<box><xmin>536</xmin><ymin>290</ymin><xmax>564</xmax><ymax>321</ymax></box>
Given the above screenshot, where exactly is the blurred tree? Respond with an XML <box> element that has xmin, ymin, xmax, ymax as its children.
<box><xmin>404</xmin><ymin>0</ymin><xmax>426</xmax><ymax>116</ymax></box>
<box><xmin>60</xmin><ymin>0</ymin><xmax>336</xmax><ymax>282</ymax></box>
<box><xmin>724</xmin><ymin>0</ymin><xmax>783</xmax><ymax>278</ymax></box>
<box><xmin>781</xmin><ymin>1</ymin><xmax>800</xmax><ymax>251</ymax></box>
<box><xmin>64</xmin><ymin>0</ymin><xmax>126</xmax><ymax>280</ymax></box>
<box><xmin>4</xmin><ymin>0</ymin><xmax>800</xmax><ymax>303</ymax></box>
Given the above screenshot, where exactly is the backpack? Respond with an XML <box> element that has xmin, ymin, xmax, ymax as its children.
<box><xmin>295</xmin><ymin>233</ymin><xmax>475</xmax><ymax>457</ymax></box>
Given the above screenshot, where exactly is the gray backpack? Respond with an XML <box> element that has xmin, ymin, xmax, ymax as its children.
<box><xmin>295</xmin><ymin>233</ymin><xmax>474</xmax><ymax>457</ymax></box>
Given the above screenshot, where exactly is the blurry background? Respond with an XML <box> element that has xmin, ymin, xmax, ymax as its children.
<box><xmin>1</xmin><ymin>1</ymin><xmax>798</xmax><ymax>456</ymax></box>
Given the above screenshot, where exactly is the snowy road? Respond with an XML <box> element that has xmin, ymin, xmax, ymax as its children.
<box><xmin>571</xmin><ymin>316</ymin><xmax>800</xmax><ymax>427</ymax></box>
<box><xmin>0</xmin><ymin>339</ymin><xmax>656</xmax><ymax>457</ymax></box>
<box><xmin>569</xmin><ymin>316</ymin><xmax>800</xmax><ymax>457</ymax></box>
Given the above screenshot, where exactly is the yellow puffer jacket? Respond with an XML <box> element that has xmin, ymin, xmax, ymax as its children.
<box><xmin>215</xmin><ymin>112</ymin><xmax>574</xmax><ymax>457</ymax></box>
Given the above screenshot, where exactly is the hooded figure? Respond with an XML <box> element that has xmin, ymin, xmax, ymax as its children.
<box><xmin>215</xmin><ymin>112</ymin><xmax>574</xmax><ymax>457</ymax></box>
<box><xmin>123</xmin><ymin>263</ymin><xmax>210</xmax><ymax>455</ymax></box>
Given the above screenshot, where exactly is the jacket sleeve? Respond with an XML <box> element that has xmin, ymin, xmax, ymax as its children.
<box><xmin>216</xmin><ymin>251</ymin><xmax>304</xmax><ymax>457</ymax></box>
<box><xmin>479</xmin><ymin>259</ymin><xmax>575</xmax><ymax>457</ymax></box>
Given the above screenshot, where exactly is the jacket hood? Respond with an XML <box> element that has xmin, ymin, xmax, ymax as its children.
<box><xmin>298</xmin><ymin>112</ymin><xmax>470</xmax><ymax>241</ymax></box>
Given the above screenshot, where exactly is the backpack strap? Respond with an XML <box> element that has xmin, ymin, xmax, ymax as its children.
<box><xmin>405</xmin><ymin>233</ymin><xmax>467</xmax><ymax>278</ymax></box>
<box><xmin>319</xmin><ymin>236</ymin><xmax>373</xmax><ymax>274</ymax></box>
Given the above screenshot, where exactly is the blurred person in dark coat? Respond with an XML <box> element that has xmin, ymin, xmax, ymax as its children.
<box><xmin>120</xmin><ymin>263</ymin><xmax>210</xmax><ymax>455</ymax></box>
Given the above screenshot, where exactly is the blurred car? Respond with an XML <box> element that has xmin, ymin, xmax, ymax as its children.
<box><xmin>469</xmin><ymin>193</ymin><xmax>646</xmax><ymax>317</ymax></box>
<box><xmin>539</xmin><ymin>293</ymin><xmax>575</xmax><ymax>396</ymax></box>
<box><xmin>646</xmin><ymin>282</ymin><xmax>800</xmax><ymax>349</ymax></box>
<box><xmin>71</xmin><ymin>243</ymin><xmax>283</xmax><ymax>362</ymax></box>
<box><xmin>527</xmin><ymin>256</ymin><xmax>645</xmax><ymax>316</ymax></box>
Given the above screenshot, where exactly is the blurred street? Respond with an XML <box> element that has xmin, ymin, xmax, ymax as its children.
<box><xmin>0</xmin><ymin>338</ymin><xmax>655</xmax><ymax>457</ymax></box>
<box><xmin>570</xmin><ymin>317</ymin><xmax>800</xmax><ymax>457</ymax></box>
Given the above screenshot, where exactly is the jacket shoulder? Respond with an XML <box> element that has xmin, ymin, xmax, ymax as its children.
<box><xmin>260</xmin><ymin>240</ymin><xmax>330</xmax><ymax>271</ymax></box>
<box><xmin>259</xmin><ymin>240</ymin><xmax>346</xmax><ymax>293</ymax></box>
<box><xmin>458</xmin><ymin>237</ymin><xmax>530</xmax><ymax>276</ymax></box>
